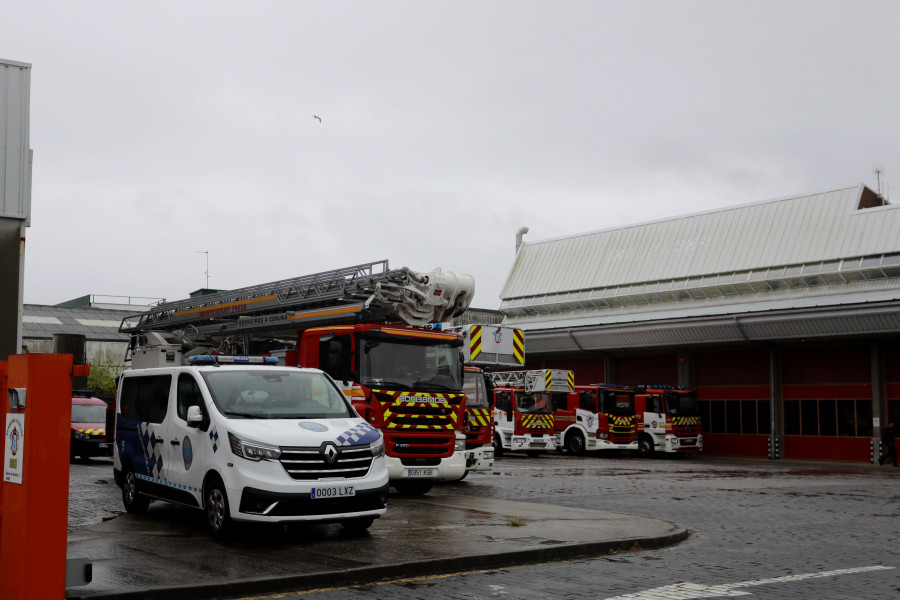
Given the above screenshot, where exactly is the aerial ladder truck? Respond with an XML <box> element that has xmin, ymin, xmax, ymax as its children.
<box><xmin>445</xmin><ymin>324</ymin><xmax>526</xmax><ymax>476</ymax></box>
<box><xmin>119</xmin><ymin>260</ymin><xmax>475</xmax><ymax>495</ymax></box>
<box><xmin>488</xmin><ymin>369</ymin><xmax>570</xmax><ymax>456</ymax></box>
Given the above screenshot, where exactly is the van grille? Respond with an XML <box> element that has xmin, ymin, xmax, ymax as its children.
<box><xmin>278</xmin><ymin>445</ymin><xmax>374</xmax><ymax>481</ymax></box>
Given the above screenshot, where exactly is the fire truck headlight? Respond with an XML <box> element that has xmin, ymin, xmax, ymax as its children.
<box><xmin>370</xmin><ymin>436</ymin><xmax>385</xmax><ymax>458</ymax></box>
<box><xmin>597</xmin><ymin>432</ymin><xmax>609</xmax><ymax>439</ymax></box>
<box><xmin>671</xmin><ymin>437</ymin><xmax>679</xmax><ymax>446</ymax></box>
<box><xmin>74</xmin><ymin>430</ymin><xmax>91</xmax><ymax>440</ymax></box>
<box><xmin>228</xmin><ymin>432</ymin><xmax>282</xmax><ymax>461</ymax></box>
<box><xmin>455</xmin><ymin>438</ymin><xmax>466</xmax><ymax>451</ymax></box>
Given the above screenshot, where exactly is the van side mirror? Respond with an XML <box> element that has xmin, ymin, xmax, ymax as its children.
<box><xmin>186</xmin><ymin>405</ymin><xmax>204</xmax><ymax>428</ymax></box>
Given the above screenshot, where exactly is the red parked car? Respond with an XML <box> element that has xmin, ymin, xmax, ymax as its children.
<box><xmin>71</xmin><ymin>392</ymin><xmax>113</xmax><ymax>460</ymax></box>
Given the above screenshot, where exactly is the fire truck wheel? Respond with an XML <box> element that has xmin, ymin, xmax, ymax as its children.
<box><xmin>638</xmin><ymin>434</ymin><xmax>655</xmax><ymax>458</ymax></box>
<box><xmin>121</xmin><ymin>467</ymin><xmax>150</xmax><ymax>514</ymax></box>
<box><xmin>340</xmin><ymin>516</ymin><xmax>375</xmax><ymax>532</ymax></box>
<box><xmin>566</xmin><ymin>431</ymin><xmax>586</xmax><ymax>455</ymax></box>
<box><xmin>392</xmin><ymin>480</ymin><xmax>434</xmax><ymax>496</ymax></box>
<box><xmin>493</xmin><ymin>435</ymin><xmax>504</xmax><ymax>457</ymax></box>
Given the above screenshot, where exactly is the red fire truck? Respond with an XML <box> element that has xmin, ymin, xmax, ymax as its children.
<box><xmin>633</xmin><ymin>385</ymin><xmax>703</xmax><ymax>456</ymax></box>
<box><xmin>489</xmin><ymin>369</ymin><xmax>569</xmax><ymax>456</ymax></box>
<box><xmin>119</xmin><ymin>260</ymin><xmax>475</xmax><ymax>495</ymax></box>
<box><xmin>555</xmin><ymin>384</ymin><xmax>638</xmax><ymax>455</ymax></box>
<box><xmin>448</xmin><ymin>325</ymin><xmax>526</xmax><ymax>476</ymax></box>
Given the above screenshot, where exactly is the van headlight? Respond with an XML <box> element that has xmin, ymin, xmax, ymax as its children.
<box><xmin>228</xmin><ymin>432</ymin><xmax>282</xmax><ymax>461</ymax></box>
<box><xmin>370</xmin><ymin>435</ymin><xmax>385</xmax><ymax>458</ymax></box>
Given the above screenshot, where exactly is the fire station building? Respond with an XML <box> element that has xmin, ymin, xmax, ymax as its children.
<box><xmin>500</xmin><ymin>184</ymin><xmax>900</xmax><ymax>463</ymax></box>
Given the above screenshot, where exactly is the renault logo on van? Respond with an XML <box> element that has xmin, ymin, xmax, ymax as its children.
<box><xmin>320</xmin><ymin>442</ymin><xmax>340</xmax><ymax>464</ymax></box>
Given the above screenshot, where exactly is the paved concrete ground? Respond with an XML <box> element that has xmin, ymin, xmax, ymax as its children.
<box><xmin>65</xmin><ymin>464</ymin><xmax>686</xmax><ymax>600</ymax></box>
<box><xmin>67</xmin><ymin>454</ymin><xmax>900</xmax><ymax>600</ymax></box>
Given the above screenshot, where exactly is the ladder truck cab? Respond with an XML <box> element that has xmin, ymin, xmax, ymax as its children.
<box><xmin>555</xmin><ymin>384</ymin><xmax>639</xmax><ymax>455</ymax></box>
<box><xmin>633</xmin><ymin>385</ymin><xmax>703</xmax><ymax>457</ymax></box>
<box><xmin>448</xmin><ymin>325</ymin><xmax>526</xmax><ymax>476</ymax></box>
<box><xmin>489</xmin><ymin>369</ymin><xmax>570</xmax><ymax>457</ymax></box>
<box><xmin>118</xmin><ymin>260</ymin><xmax>475</xmax><ymax>497</ymax></box>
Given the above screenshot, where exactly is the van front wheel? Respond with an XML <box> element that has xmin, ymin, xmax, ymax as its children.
<box><xmin>204</xmin><ymin>478</ymin><xmax>233</xmax><ymax>538</ymax></box>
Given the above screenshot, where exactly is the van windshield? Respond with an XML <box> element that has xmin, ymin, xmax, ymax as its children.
<box><xmin>202</xmin><ymin>369</ymin><xmax>354</xmax><ymax>419</ymax></box>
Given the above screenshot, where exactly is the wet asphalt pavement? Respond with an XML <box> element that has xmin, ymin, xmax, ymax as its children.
<box><xmin>66</xmin><ymin>454</ymin><xmax>900</xmax><ymax>600</ymax></box>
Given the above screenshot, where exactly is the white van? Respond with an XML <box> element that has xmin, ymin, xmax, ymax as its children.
<box><xmin>112</xmin><ymin>355</ymin><xmax>389</xmax><ymax>537</ymax></box>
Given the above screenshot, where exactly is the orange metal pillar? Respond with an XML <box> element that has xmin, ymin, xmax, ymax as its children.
<box><xmin>1</xmin><ymin>354</ymin><xmax>76</xmax><ymax>599</ymax></box>
<box><xmin>0</xmin><ymin>359</ymin><xmax>7</xmax><ymax>527</ymax></box>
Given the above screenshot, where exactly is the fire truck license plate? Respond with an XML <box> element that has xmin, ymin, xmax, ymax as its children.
<box><xmin>311</xmin><ymin>485</ymin><xmax>356</xmax><ymax>499</ymax></box>
<box><xmin>407</xmin><ymin>468</ymin><xmax>434</xmax><ymax>478</ymax></box>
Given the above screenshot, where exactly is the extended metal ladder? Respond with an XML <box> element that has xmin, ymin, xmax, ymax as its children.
<box><xmin>119</xmin><ymin>260</ymin><xmax>410</xmax><ymax>334</ymax></box>
<box><xmin>489</xmin><ymin>369</ymin><xmax>574</xmax><ymax>393</ymax></box>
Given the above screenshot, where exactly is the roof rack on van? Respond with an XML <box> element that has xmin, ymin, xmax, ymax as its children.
<box><xmin>186</xmin><ymin>355</ymin><xmax>280</xmax><ymax>366</ymax></box>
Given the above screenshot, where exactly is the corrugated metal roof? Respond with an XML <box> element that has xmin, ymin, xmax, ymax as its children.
<box><xmin>501</xmin><ymin>184</ymin><xmax>900</xmax><ymax>299</ymax></box>
<box><xmin>22</xmin><ymin>304</ymin><xmax>142</xmax><ymax>342</ymax></box>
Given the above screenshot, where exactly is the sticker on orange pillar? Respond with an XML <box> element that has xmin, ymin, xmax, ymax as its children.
<box><xmin>4</xmin><ymin>414</ymin><xmax>25</xmax><ymax>484</ymax></box>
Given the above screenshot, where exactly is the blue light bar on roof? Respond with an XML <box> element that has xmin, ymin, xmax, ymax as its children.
<box><xmin>187</xmin><ymin>355</ymin><xmax>280</xmax><ymax>366</ymax></box>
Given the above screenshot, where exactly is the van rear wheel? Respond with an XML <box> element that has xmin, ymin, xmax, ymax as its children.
<box><xmin>204</xmin><ymin>477</ymin><xmax>233</xmax><ymax>538</ymax></box>
<box><xmin>121</xmin><ymin>468</ymin><xmax>150</xmax><ymax>514</ymax></box>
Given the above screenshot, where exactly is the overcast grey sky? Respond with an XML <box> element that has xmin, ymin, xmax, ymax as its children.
<box><xmin>4</xmin><ymin>1</ymin><xmax>899</xmax><ymax>309</ymax></box>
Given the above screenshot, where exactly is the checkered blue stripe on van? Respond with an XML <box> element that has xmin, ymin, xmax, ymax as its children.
<box><xmin>336</xmin><ymin>422</ymin><xmax>379</xmax><ymax>446</ymax></box>
<box><xmin>136</xmin><ymin>473</ymin><xmax>201</xmax><ymax>494</ymax></box>
<box><xmin>209</xmin><ymin>427</ymin><xmax>219</xmax><ymax>453</ymax></box>
<box><xmin>137</xmin><ymin>422</ymin><xmax>163</xmax><ymax>478</ymax></box>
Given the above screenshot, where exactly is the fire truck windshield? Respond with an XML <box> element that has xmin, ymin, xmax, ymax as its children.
<box><xmin>602</xmin><ymin>392</ymin><xmax>636</xmax><ymax>416</ymax></box>
<box><xmin>664</xmin><ymin>391</ymin><xmax>699</xmax><ymax>416</ymax></box>
<box><xmin>463</xmin><ymin>370</ymin><xmax>490</xmax><ymax>409</ymax></box>
<box><xmin>359</xmin><ymin>336</ymin><xmax>462</xmax><ymax>392</ymax></box>
<box><xmin>515</xmin><ymin>391</ymin><xmax>553</xmax><ymax>414</ymax></box>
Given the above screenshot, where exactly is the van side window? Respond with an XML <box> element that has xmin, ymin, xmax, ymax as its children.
<box><xmin>177</xmin><ymin>374</ymin><xmax>205</xmax><ymax>421</ymax></box>
<box><xmin>120</xmin><ymin>375</ymin><xmax>171</xmax><ymax>424</ymax></box>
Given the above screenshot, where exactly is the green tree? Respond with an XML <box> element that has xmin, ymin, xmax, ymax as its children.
<box><xmin>87</xmin><ymin>360</ymin><xmax>121</xmax><ymax>399</ymax></box>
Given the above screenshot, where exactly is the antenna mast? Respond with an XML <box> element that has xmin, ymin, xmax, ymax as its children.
<box><xmin>196</xmin><ymin>251</ymin><xmax>209</xmax><ymax>288</ymax></box>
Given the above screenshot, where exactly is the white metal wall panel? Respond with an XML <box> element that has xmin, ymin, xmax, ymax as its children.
<box><xmin>523</xmin><ymin>302</ymin><xmax>900</xmax><ymax>353</ymax></box>
<box><xmin>502</xmin><ymin>185</ymin><xmax>900</xmax><ymax>300</ymax></box>
<box><xmin>1</xmin><ymin>58</ymin><xmax>31</xmax><ymax>222</ymax></box>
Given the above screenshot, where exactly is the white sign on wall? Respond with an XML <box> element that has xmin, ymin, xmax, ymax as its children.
<box><xmin>4</xmin><ymin>413</ymin><xmax>25</xmax><ymax>484</ymax></box>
